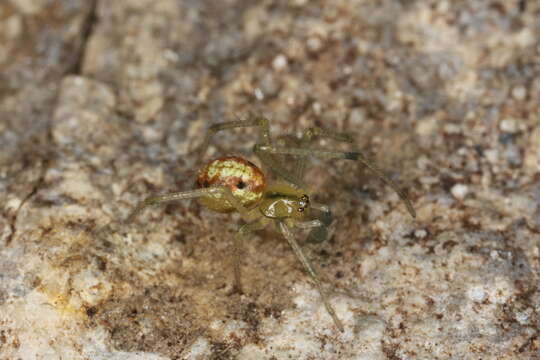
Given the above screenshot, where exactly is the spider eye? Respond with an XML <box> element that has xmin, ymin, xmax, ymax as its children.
<box><xmin>297</xmin><ymin>194</ymin><xmax>309</xmax><ymax>212</ymax></box>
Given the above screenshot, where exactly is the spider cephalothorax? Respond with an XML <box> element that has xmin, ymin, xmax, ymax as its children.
<box><xmin>126</xmin><ymin>115</ymin><xmax>416</xmax><ymax>332</ymax></box>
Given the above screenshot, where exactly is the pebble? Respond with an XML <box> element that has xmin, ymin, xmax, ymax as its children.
<box><xmin>450</xmin><ymin>183</ymin><xmax>468</xmax><ymax>200</ymax></box>
<box><xmin>511</xmin><ymin>85</ymin><xmax>527</xmax><ymax>101</ymax></box>
<box><xmin>272</xmin><ymin>54</ymin><xmax>288</xmax><ymax>71</ymax></box>
<box><xmin>499</xmin><ymin>118</ymin><xmax>519</xmax><ymax>133</ymax></box>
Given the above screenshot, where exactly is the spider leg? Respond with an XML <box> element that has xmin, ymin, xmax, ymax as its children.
<box><xmin>293</xmin><ymin>219</ymin><xmax>323</xmax><ymax>229</ymax></box>
<box><xmin>197</xmin><ymin>114</ymin><xmax>271</xmax><ymax>161</ymax></box>
<box><xmin>233</xmin><ymin>217</ymin><xmax>270</xmax><ymax>293</ymax></box>
<box><xmin>126</xmin><ymin>186</ymin><xmax>252</xmax><ymax>223</ymax></box>
<box><xmin>295</xmin><ymin>127</ymin><xmax>354</xmax><ymax>180</ymax></box>
<box><xmin>294</xmin><ymin>218</ymin><xmax>330</xmax><ymax>244</ymax></box>
<box><xmin>305</xmin><ymin>202</ymin><xmax>333</xmax><ymax>244</ymax></box>
<box><xmin>277</xmin><ymin>221</ymin><xmax>345</xmax><ymax>332</ymax></box>
<box><xmin>255</xmin><ymin>145</ymin><xmax>416</xmax><ymax>218</ymax></box>
<box><xmin>301</xmin><ymin>127</ymin><xmax>355</xmax><ymax>143</ymax></box>
<box><xmin>126</xmin><ymin>186</ymin><xmax>263</xmax><ymax>295</ymax></box>
<box><xmin>254</xmin><ymin>146</ymin><xmax>307</xmax><ymax>189</ymax></box>
<box><xmin>126</xmin><ymin>188</ymin><xmax>213</xmax><ymax>223</ymax></box>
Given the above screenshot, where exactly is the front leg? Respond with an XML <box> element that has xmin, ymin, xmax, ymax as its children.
<box><xmin>197</xmin><ymin>115</ymin><xmax>271</xmax><ymax>162</ymax></box>
<box><xmin>277</xmin><ymin>221</ymin><xmax>344</xmax><ymax>332</ymax></box>
<box><xmin>255</xmin><ymin>145</ymin><xmax>416</xmax><ymax>218</ymax></box>
<box><xmin>296</xmin><ymin>204</ymin><xmax>333</xmax><ymax>244</ymax></box>
<box><xmin>295</xmin><ymin>126</ymin><xmax>354</xmax><ymax>181</ymax></box>
<box><xmin>126</xmin><ymin>186</ymin><xmax>254</xmax><ymax>223</ymax></box>
<box><xmin>125</xmin><ymin>188</ymin><xmax>217</xmax><ymax>223</ymax></box>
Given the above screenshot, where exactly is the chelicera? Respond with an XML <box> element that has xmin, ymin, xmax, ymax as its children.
<box><xmin>126</xmin><ymin>116</ymin><xmax>416</xmax><ymax>332</ymax></box>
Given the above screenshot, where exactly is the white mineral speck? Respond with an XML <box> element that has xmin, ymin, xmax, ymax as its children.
<box><xmin>436</xmin><ymin>0</ymin><xmax>449</xmax><ymax>12</ymax></box>
<box><xmin>450</xmin><ymin>184</ymin><xmax>468</xmax><ymax>200</ymax></box>
<box><xmin>306</xmin><ymin>36</ymin><xmax>323</xmax><ymax>53</ymax></box>
<box><xmin>515</xmin><ymin>309</ymin><xmax>531</xmax><ymax>325</ymax></box>
<box><xmin>349</xmin><ymin>108</ymin><xmax>366</xmax><ymax>125</ymax></box>
<box><xmin>468</xmin><ymin>286</ymin><xmax>486</xmax><ymax>302</ymax></box>
<box><xmin>414</xmin><ymin>229</ymin><xmax>427</xmax><ymax>239</ymax></box>
<box><xmin>416</xmin><ymin>117</ymin><xmax>437</xmax><ymax>137</ymax></box>
<box><xmin>6</xmin><ymin>197</ymin><xmax>22</xmax><ymax>211</ymax></box>
<box><xmin>312</xmin><ymin>101</ymin><xmax>322</xmax><ymax>115</ymax></box>
<box><xmin>484</xmin><ymin>149</ymin><xmax>499</xmax><ymax>164</ymax></box>
<box><xmin>183</xmin><ymin>337</ymin><xmax>211</xmax><ymax>358</ymax></box>
<box><xmin>443</xmin><ymin>123</ymin><xmax>461</xmax><ymax>134</ymax></box>
<box><xmin>272</xmin><ymin>54</ymin><xmax>288</xmax><ymax>70</ymax></box>
<box><xmin>511</xmin><ymin>85</ymin><xmax>526</xmax><ymax>101</ymax></box>
<box><xmin>292</xmin><ymin>0</ymin><xmax>308</xmax><ymax>6</ymax></box>
<box><xmin>163</xmin><ymin>48</ymin><xmax>179</xmax><ymax>62</ymax></box>
<box><xmin>499</xmin><ymin>118</ymin><xmax>519</xmax><ymax>133</ymax></box>
<box><xmin>254</xmin><ymin>87</ymin><xmax>264</xmax><ymax>100</ymax></box>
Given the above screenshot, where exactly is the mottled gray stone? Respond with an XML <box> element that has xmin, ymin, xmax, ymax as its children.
<box><xmin>1</xmin><ymin>0</ymin><xmax>539</xmax><ymax>359</ymax></box>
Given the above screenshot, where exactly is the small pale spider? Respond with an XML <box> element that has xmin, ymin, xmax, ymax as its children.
<box><xmin>126</xmin><ymin>116</ymin><xmax>415</xmax><ymax>332</ymax></box>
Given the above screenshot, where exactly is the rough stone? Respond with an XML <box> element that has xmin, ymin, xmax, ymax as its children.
<box><xmin>1</xmin><ymin>0</ymin><xmax>539</xmax><ymax>359</ymax></box>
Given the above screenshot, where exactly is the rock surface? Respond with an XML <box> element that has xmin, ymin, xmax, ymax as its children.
<box><xmin>1</xmin><ymin>0</ymin><xmax>539</xmax><ymax>359</ymax></box>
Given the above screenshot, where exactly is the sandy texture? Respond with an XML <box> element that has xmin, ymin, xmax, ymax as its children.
<box><xmin>1</xmin><ymin>0</ymin><xmax>539</xmax><ymax>359</ymax></box>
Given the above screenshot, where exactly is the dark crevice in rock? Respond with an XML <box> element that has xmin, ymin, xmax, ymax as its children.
<box><xmin>68</xmin><ymin>0</ymin><xmax>99</xmax><ymax>75</ymax></box>
<box><xmin>5</xmin><ymin>126</ymin><xmax>55</xmax><ymax>246</ymax></box>
<box><xmin>6</xmin><ymin>166</ymin><xmax>46</xmax><ymax>246</ymax></box>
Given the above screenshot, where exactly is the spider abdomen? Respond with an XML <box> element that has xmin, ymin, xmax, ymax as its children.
<box><xmin>196</xmin><ymin>156</ymin><xmax>266</xmax><ymax>212</ymax></box>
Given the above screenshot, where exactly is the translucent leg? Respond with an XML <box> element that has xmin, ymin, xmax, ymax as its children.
<box><xmin>255</xmin><ymin>145</ymin><xmax>416</xmax><ymax>218</ymax></box>
<box><xmin>126</xmin><ymin>185</ymin><xmax>262</xmax><ymax>295</ymax></box>
<box><xmin>296</xmin><ymin>127</ymin><xmax>354</xmax><ymax>181</ymax></box>
<box><xmin>125</xmin><ymin>186</ymin><xmax>251</xmax><ymax>223</ymax></box>
<box><xmin>273</xmin><ymin>134</ymin><xmax>303</xmax><ymax>181</ymax></box>
<box><xmin>197</xmin><ymin>114</ymin><xmax>271</xmax><ymax>161</ymax></box>
<box><xmin>233</xmin><ymin>217</ymin><xmax>270</xmax><ymax>293</ymax></box>
<box><xmin>294</xmin><ymin>220</ymin><xmax>323</xmax><ymax>229</ymax></box>
<box><xmin>301</xmin><ymin>127</ymin><xmax>355</xmax><ymax>143</ymax></box>
<box><xmin>257</xmin><ymin>128</ymin><xmax>355</xmax><ymax>190</ymax></box>
<box><xmin>254</xmin><ymin>146</ymin><xmax>307</xmax><ymax>189</ymax></box>
<box><xmin>306</xmin><ymin>202</ymin><xmax>333</xmax><ymax>244</ymax></box>
<box><xmin>294</xmin><ymin>218</ymin><xmax>329</xmax><ymax>244</ymax></box>
<box><xmin>311</xmin><ymin>203</ymin><xmax>330</xmax><ymax>213</ymax></box>
<box><xmin>277</xmin><ymin>221</ymin><xmax>344</xmax><ymax>332</ymax></box>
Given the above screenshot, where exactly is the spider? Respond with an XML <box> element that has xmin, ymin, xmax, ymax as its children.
<box><xmin>126</xmin><ymin>115</ymin><xmax>416</xmax><ymax>332</ymax></box>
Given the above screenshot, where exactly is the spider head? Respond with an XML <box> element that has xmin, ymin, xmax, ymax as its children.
<box><xmin>260</xmin><ymin>184</ymin><xmax>311</xmax><ymax>220</ymax></box>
